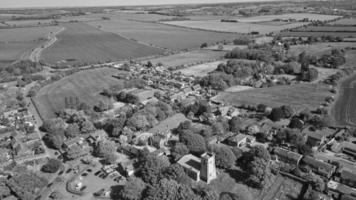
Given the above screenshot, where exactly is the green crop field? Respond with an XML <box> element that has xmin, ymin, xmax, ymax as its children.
<box><xmin>35</xmin><ymin>67</ymin><xmax>127</xmax><ymax>119</ymax></box>
<box><xmin>235</xmin><ymin>13</ymin><xmax>341</xmax><ymax>23</ymax></box>
<box><xmin>212</xmin><ymin>83</ymin><xmax>332</xmax><ymax>112</ymax></box>
<box><xmin>281</xmin><ymin>31</ymin><xmax>356</xmax><ymax>38</ymax></box>
<box><xmin>146</xmin><ymin>50</ymin><xmax>225</xmax><ymax>68</ymax></box>
<box><xmin>288</xmin><ymin>42</ymin><xmax>356</xmax><ymax>57</ymax></box>
<box><xmin>42</xmin><ymin>22</ymin><xmax>164</xmax><ymax>66</ymax></box>
<box><xmin>162</xmin><ymin>20</ymin><xmax>307</xmax><ymax>34</ymax></box>
<box><xmin>87</xmin><ymin>19</ymin><xmax>241</xmax><ymax>50</ymax></box>
<box><xmin>0</xmin><ymin>26</ymin><xmax>61</xmax><ymax>42</ymax></box>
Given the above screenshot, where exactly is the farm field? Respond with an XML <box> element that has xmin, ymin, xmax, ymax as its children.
<box><xmin>5</xmin><ymin>19</ymin><xmax>55</xmax><ymax>27</ymax></box>
<box><xmin>87</xmin><ymin>19</ymin><xmax>241</xmax><ymax>50</ymax></box>
<box><xmin>177</xmin><ymin>60</ymin><xmax>226</xmax><ymax>77</ymax></box>
<box><xmin>212</xmin><ymin>83</ymin><xmax>332</xmax><ymax>112</ymax></box>
<box><xmin>42</xmin><ymin>22</ymin><xmax>164</xmax><ymax>66</ymax></box>
<box><xmin>0</xmin><ymin>26</ymin><xmax>61</xmax><ymax>42</ymax></box>
<box><xmin>147</xmin><ymin>50</ymin><xmax>225</xmax><ymax>68</ymax></box>
<box><xmin>204</xmin><ymin>44</ymin><xmax>247</xmax><ymax>51</ymax></box>
<box><xmin>162</xmin><ymin>20</ymin><xmax>308</xmax><ymax>34</ymax></box>
<box><xmin>235</xmin><ymin>13</ymin><xmax>341</xmax><ymax>23</ymax></box>
<box><xmin>281</xmin><ymin>31</ymin><xmax>356</xmax><ymax>38</ymax></box>
<box><xmin>294</xmin><ymin>26</ymin><xmax>356</xmax><ymax>32</ymax></box>
<box><xmin>35</xmin><ymin>67</ymin><xmax>127</xmax><ymax>119</ymax></box>
<box><xmin>288</xmin><ymin>42</ymin><xmax>356</xmax><ymax>57</ymax></box>
<box><xmin>0</xmin><ymin>42</ymin><xmax>41</xmax><ymax>65</ymax></box>
<box><xmin>329</xmin><ymin>17</ymin><xmax>356</xmax><ymax>25</ymax></box>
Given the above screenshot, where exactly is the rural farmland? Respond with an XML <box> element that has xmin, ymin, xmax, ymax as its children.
<box><xmin>35</xmin><ymin>67</ymin><xmax>126</xmax><ymax>119</ymax></box>
<box><xmin>212</xmin><ymin>83</ymin><xmax>332</xmax><ymax>112</ymax></box>
<box><xmin>86</xmin><ymin>19</ymin><xmax>241</xmax><ymax>50</ymax></box>
<box><xmin>42</xmin><ymin>22</ymin><xmax>164</xmax><ymax>66</ymax></box>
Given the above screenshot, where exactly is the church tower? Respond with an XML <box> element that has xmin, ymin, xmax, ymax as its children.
<box><xmin>200</xmin><ymin>152</ymin><xmax>217</xmax><ymax>184</ymax></box>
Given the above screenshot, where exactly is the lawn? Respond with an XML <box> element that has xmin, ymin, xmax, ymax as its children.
<box><xmin>35</xmin><ymin>67</ymin><xmax>127</xmax><ymax>119</ymax></box>
<box><xmin>212</xmin><ymin>83</ymin><xmax>332</xmax><ymax>112</ymax></box>
<box><xmin>86</xmin><ymin>19</ymin><xmax>241</xmax><ymax>50</ymax></box>
<box><xmin>147</xmin><ymin>50</ymin><xmax>225</xmax><ymax>68</ymax></box>
<box><xmin>149</xmin><ymin>113</ymin><xmax>188</xmax><ymax>134</ymax></box>
<box><xmin>42</xmin><ymin>22</ymin><xmax>164</xmax><ymax>66</ymax></box>
<box><xmin>162</xmin><ymin>20</ymin><xmax>308</xmax><ymax>34</ymax></box>
<box><xmin>177</xmin><ymin>60</ymin><xmax>225</xmax><ymax>77</ymax></box>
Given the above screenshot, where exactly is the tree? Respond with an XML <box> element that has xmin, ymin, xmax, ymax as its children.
<box><xmin>94</xmin><ymin>140</ymin><xmax>116</xmax><ymax>158</ymax></box>
<box><xmin>281</xmin><ymin>105</ymin><xmax>294</xmax><ymax>118</ymax></box>
<box><xmin>143</xmin><ymin>179</ymin><xmax>200</xmax><ymax>200</ymax></box>
<box><xmin>114</xmin><ymin>177</ymin><xmax>146</xmax><ymax>200</ymax></box>
<box><xmin>43</xmin><ymin>133</ymin><xmax>64</xmax><ymax>150</ymax></box>
<box><xmin>127</xmin><ymin>114</ymin><xmax>150</xmax><ymax>131</ymax></box>
<box><xmin>244</xmin><ymin>145</ymin><xmax>272</xmax><ymax>189</ymax></box>
<box><xmin>41</xmin><ymin>159</ymin><xmax>62</xmax><ymax>173</ymax></box>
<box><xmin>269</xmin><ymin>107</ymin><xmax>285</xmax><ymax>121</ymax></box>
<box><xmin>138</xmin><ymin>153</ymin><xmax>170</xmax><ymax>185</ymax></box>
<box><xmin>161</xmin><ymin>163</ymin><xmax>185</xmax><ymax>181</ymax></box>
<box><xmin>104</xmin><ymin>152</ymin><xmax>118</xmax><ymax>164</ymax></box>
<box><xmin>180</xmin><ymin>132</ymin><xmax>207</xmax><ymax>155</ymax></box>
<box><xmin>80</xmin><ymin>120</ymin><xmax>95</xmax><ymax>134</ymax></box>
<box><xmin>171</xmin><ymin>143</ymin><xmax>189</xmax><ymax>161</ymax></box>
<box><xmin>212</xmin><ymin>145</ymin><xmax>236</xmax><ymax>169</ymax></box>
<box><xmin>65</xmin><ymin>123</ymin><xmax>80</xmax><ymax>138</ymax></box>
<box><xmin>230</xmin><ymin>117</ymin><xmax>243</xmax><ymax>133</ymax></box>
<box><xmin>41</xmin><ymin>118</ymin><xmax>66</xmax><ymax>133</ymax></box>
<box><xmin>0</xmin><ymin>180</ymin><xmax>11</xmax><ymax>199</ymax></box>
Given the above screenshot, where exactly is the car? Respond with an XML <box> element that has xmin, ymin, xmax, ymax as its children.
<box><xmin>87</xmin><ymin>169</ymin><xmax>92</xmax><ymax>172</ymax></box>
<box><xmin>102</xmin><ymin>174</ymin><xmax>108</xmax><ymax>179</ymax></box>
<box><xmin>81</xmin><ymin>173</ymin><xmax>88</xmax><ymax>177</ymax></box>
<box><xmin>94</xmin><ymin>171</ymin><xmax>101</xmax><ymax>176</ymax></box>
<box><xmin>66</xmin><ymin>169</ymin><xmax>72</xmax><ymax>173</ymax></box>
<box><xmin>58</xmin><ymin>171</ymin><xmax>64</xmax><ymax>175</ymax></box>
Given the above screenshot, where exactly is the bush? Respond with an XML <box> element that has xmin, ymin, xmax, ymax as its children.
<box><xmin>42</xmin><ymin>159</ymin><xmax>62</xmax><ymax>173</ymax></box>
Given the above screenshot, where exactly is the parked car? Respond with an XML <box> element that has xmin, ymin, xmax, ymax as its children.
<box><xmin>94</xmin><ymin>171</ymin><xmax>101</xmax><ymax>176</ymax></box>
<box><xmin>81</xmin><ymin>173</ymin><xmax>88</xmax><ymax>177</ymax></box>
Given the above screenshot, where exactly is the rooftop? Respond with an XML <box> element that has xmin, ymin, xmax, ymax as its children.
<box><xmin>177</xmin><ymin>154</ymin><xmax>201</xmax><ymax>173</ymax></box>
<box><xmin>274</xmin><ymin>147</ymin><xmax>302</xmax><ymax>163</ymax></box>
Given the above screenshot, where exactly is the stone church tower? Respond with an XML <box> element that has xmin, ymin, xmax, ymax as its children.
<box><xmin>200</xmin><ymin>152</ymin><xmax>217</xmax><ymax>184</ymax></box>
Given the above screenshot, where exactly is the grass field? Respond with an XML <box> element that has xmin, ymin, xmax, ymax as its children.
<box><xmin>293</xmin><ymin>25</ymin><xmax>356</xmax><ymax>32</ymax></box>
<box><xmin>35</xmin><ymin>67</ymin><xmax>127</xmax><ymax>119</ymax></box>
<box><xmin>329</xmin><ymin>18</ymin><xmax>356</xmax><ymax>25</ymax></box>
<box><xmin>177</xmin><ymin>60</ymin><xmax>225</xmax><ymax>77</ymax></box>
<box><xmin>147</xmin><ymin>50</ymin><xmax>225</xmax><ymax>68</ymax></box>
<box><xmin>235</xmin><ymin>13</ymin><xmax>341</xmax><ymax>23</ymax></box>
<box><xmin>42</xmin><ymin>22</ymin><xmax>164</xmax><ymax>66</ymax></box>
<box><xmin>0</xmin><ymin>42</ymin><xmax>41</xmax><ymax>65</ymax></box>
<box><xmin>0</xmin><ymin>26</ymin><xmax>61</xmax><ymax>42</ymax></box>
<box><xmin>162</xmin><ymin>20</ymin><xmax>307</xmax><ymax>34</ymax></box>
<box><xmin>5</xmin><ymin>19</ymin><xmax>55</xmax><ymax>27</ymax></box>
<box><xmin>149</xmin><ymin>113</ymin><xmax>188</xmax><ymax>133</ymax></box>
<box><xmin>87</xmin><ymin>19</ymin><xmax>241</xmax><ymax>50</ymax></box>
<box><xmin>281</xmin><ymin>31</ymin><xmax>356</xmax><ymax>38</ymax></box>
<box><xmin>212</xmin><ymin>83</ymin><xmax>332</xmax><ymax>112</ymax></box>
<box><xmin>288</xmin><ymin>42</ymin><xmax>356</xmax><ymax>58</ymax></box>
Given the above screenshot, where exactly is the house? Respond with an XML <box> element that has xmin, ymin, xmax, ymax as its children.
<box><xmin>342</xmin><ymin>143</ymin><xmax>356</xmax><ymax>158</ymax></box>
<box><xmin>118</xmin><ymin>160</ymin><xmax>135</xmax><ymax>177</ymax></box>
<box><xmin>302</xmin><ymin>156</ymin><xmax>336</xmax><ymax>178</ymax></box>
<box><xmin>182</xmin><ymin>87</ymin><xmax>193</xmax><ymax>95</ymax></box>
<box><xmin>192</xmin><ymin>84</ymin><xmax>201</xmax><ymax>92</ymax></box>
<box><xmin>178</xmin><ymin>154</ymin><xmax>201</xmax><ymax>182</ymax></box>
<box><xmin>225</xmin><ymin>134</ymin><xmax>255</xmax><ymax>148</ymax></box>
<box><xmin>273</xmin><ymin>147</ymin><xmax>303</xmax><ymax>166</ymax></box>
<box><xmin>119</xmin><ymin>145</ymin><xmax>141</xmax><ymax>158</ymax></box>
<box><xmin>305</xmin><ymin>130</ymin><xmax>326</xmax><ymax>147</ymax></box>
<box><xmin>339</xmin><ymin>169</ymin><xmax>356</xmax><ymax>188</ymax></box>
<box><xmin>328</xmin><ymin>180</ymin><xmax>356</xmax><ymax>200</ymax></box>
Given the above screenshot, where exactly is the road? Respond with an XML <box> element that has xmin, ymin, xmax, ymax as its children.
<box><xmin>331</xmin><ymin>73</ymin><xmax>356</xmax><ymax>127</ymax></box>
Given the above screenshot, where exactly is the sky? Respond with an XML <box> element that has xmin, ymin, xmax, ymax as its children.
<box><xmin>0</xmin><ymin>0</ymin><xmax>276</xmax><ymax>8</ymax></box>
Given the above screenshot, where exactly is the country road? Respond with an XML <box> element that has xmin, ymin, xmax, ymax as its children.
<box><xmin>331</xmin><ymin>73</ymin><xmax>356</xmax><ymax>127</ymax></box>
<box><xmin>28</xmin><ymin>27</ymin><xmax>66</xmax><ymax>62</ymax></box>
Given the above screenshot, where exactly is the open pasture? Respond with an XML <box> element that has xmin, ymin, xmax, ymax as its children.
<box><xmin>295</xmin><ymin>25</ymin><xmax>356</xmax><ymax>32</ymax></box>
<box><xmin>281</xmin><ymin>31</ymin><xmax>356</xmax><ymax>38</ymax></box>
<box><xmin>35</xmin><ymin>67</ymin><xmax>127</xmax><ymax>119</ymax></box>
<box><xmin>0</xmin><ymin>26</ymin><xmax>61</xmax><ymax>42</ymax></box>
<box><xmin>235</xmin><ymin>13</ymin><xmax>341</xmax><ymax>23</ymax></box>
<box><xmin>0</xmin><ymin>42</ymin><xmax>41</xmax><ymax>65</ymax></box>
<box><xmin>329</xmin><ymin>18</ymin><xmax>356</xmax><ymax>25</ymax></box>
<box><xmin>162</xmin><ymin>20</ymin><xmax>307</xmax><ymax>34</ymax></box>
<box><xmin>42</xmin><ymin>22</ymin><xmax>164</xmax><ymax>66</ymax></box>
<box><xmin>87</xmin><ymin>19</ymin><xmax>240</xmax><ymax>50</ymax></box>
<box><xmin>212</xmin><ymin>83</ymin><xmax>332</xmax><ymax>112</ymax></box>
<box><xmin>5</xmin><ymin>19</ymin><xmax>55</xmax><ymax>27</ymax></box>
<box><xmin>177</xmin><ymin>60</ymin><xmax>224</xmax><ymax>77</ymax></box>
<box><xmin>288</xmin><ymin>42</ymin><xmax>356</xmax><ymax>57</ymax></box>
<box><xmin>147</xmin><ymin>50</ymin><xmax>225</xmax><ymax>68</ymax></box>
